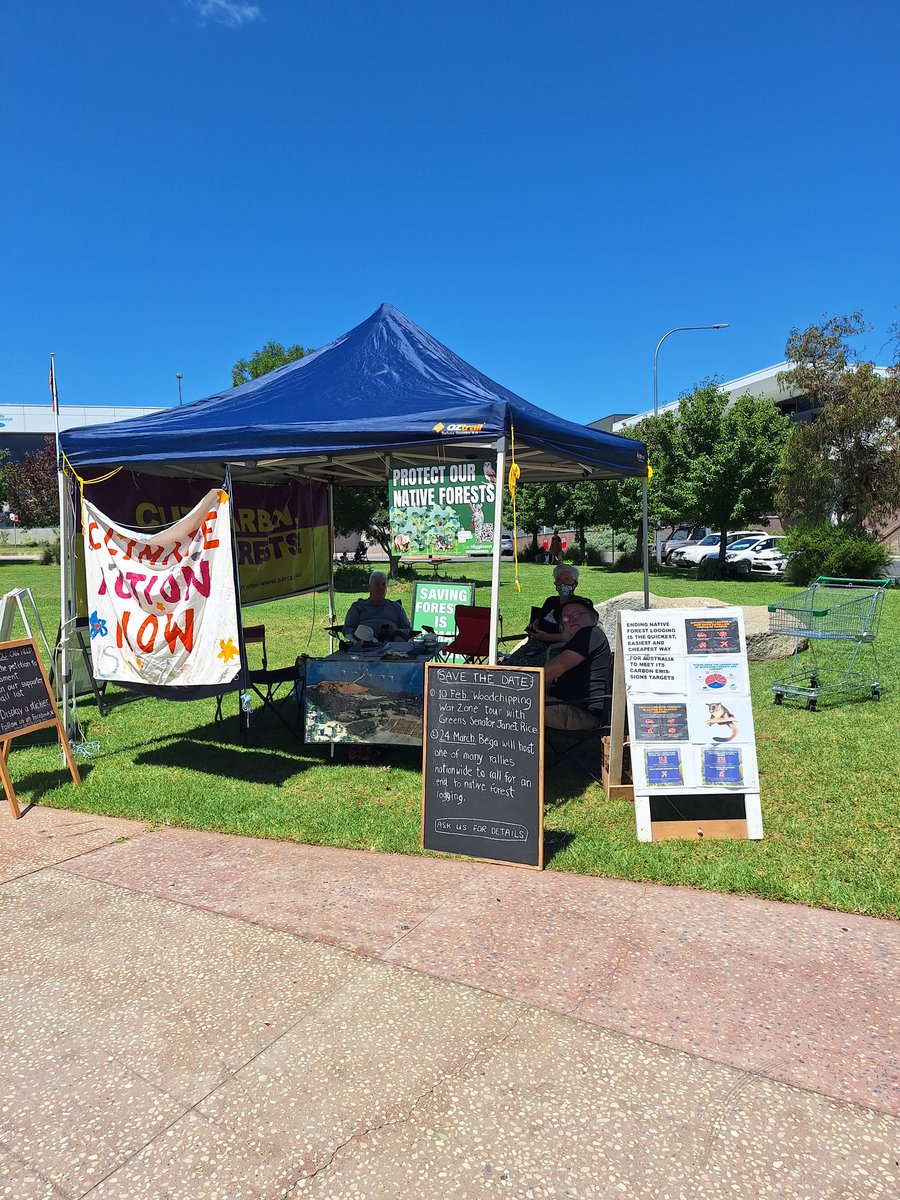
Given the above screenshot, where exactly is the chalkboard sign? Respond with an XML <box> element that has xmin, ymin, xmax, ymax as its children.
<box><xmin>0</xmin><ymin>638</ymin><xmax>81</xmax><ymax>819</ymax></box>
<box><xmin>422</xmin><ymin>663</ymin><xmax>544</xmax><ymax>868</ymax></box>
<box><xmin>0</xmin><ymin>640</ymin><xmax>57</xmax><ymax>737</ymax></box>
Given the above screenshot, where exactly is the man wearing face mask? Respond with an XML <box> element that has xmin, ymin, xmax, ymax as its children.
<box><xmin>502</xmin><ymin>565</ymin><xmax>592</xmax><ymax>664</ymax></box>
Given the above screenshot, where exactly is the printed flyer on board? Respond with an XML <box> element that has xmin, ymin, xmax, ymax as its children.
<box><xmin>620</xmin><ymin>608</ymin><xmax>759</xmax><ymax>793</ymax></box>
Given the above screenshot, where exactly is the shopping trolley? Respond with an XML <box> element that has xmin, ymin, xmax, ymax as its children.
<box><xmin>768</xmin><ymin>577</ymin><xmax>891</xmax><ymax>710</ymax></box>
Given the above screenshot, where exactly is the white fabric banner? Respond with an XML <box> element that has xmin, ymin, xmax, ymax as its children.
<box><xmin>83</xmin><ymin>488</ymin><xmax>241</xmax><ymax>688</ymax></box>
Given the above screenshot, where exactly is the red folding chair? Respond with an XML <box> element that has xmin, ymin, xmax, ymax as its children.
<box><xmin>441</xmin><ymin>604</ymin><xmax>491</xmax><ymax>663</ymax></box>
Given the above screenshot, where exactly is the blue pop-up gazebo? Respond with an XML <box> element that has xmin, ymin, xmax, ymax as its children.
<box><xmin>61</xmin><ymin>303</ymin><xmax>648</xmax><ymax>661</ymax></box>
<box><xmin>61</xmin><ymin>303</ymin><xmax>645</xmax><ymax>483</ymax></box>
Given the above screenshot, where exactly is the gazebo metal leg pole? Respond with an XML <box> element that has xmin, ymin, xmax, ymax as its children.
<box><xmin>224</xmin><ymin>465</ymin><xmax>250</xmax><ymax>734</ymax></box>
<box><xmin>327</xmin><ymin>483</ymin><xmax>336</xmax><ymax>651</ymax></box>
<box><xmin>327</xmin><ymin>481</ymin><xmax>337</xmax><ymax>759</ymax></box>
<box><xmin>57</xmin><ymin>467</ymin><xmax>72</xmax><ymax>738</ymax></box>
<box><xmin>488</xmin><ymin>438</ymin><xmax>506</xmax><ymax>664</ymax></box>
<box><xmin>642</xmin><ymin>476</ymin><xmax>650</xmax><ymax>610</ymax></box>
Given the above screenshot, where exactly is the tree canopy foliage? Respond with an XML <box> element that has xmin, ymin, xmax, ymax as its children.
<box><xmin>645</xmin><ymin>381</ymin><xmax>790</xmax><ymax>563</ymax></box>
<box><xmin>332</xmin><ymin>487</ymin><xmax>391</xmax><ymax>557</ymax></box>
<box><xmin>776</xmin><ymin>313</ymin><xmax>900</xmax><ymax>529</ymax></box>
<box><xmin>0</xmin><ymin>448</ymin><xmax>10</xmax><ymax>507</ymax></box>
<box><xmin>505</xmin><ymin>482</ymin><xmax>560</xmax><ymax>551</ymax></box>
<box><xmin>231</xmin><ymin>340</ymin><xmax>311</xmax><ymax>388</ymax></box>
<box><xmin>7</xmin><ymin>438</ymin><xmax>58</xmax><ymax>526</ymax></box>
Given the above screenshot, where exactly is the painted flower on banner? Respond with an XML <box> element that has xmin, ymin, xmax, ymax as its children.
<box><xmin>218</xmin><ymin>637</ymin><xmax>239</xmax><ymax>664</ymax></box>
<box><xmin>89</xmin><ymin>610</ymin><xmax>108</xmax><ymax>640</ymax></box>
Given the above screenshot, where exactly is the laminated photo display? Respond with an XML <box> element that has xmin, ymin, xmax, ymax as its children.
<box><xmin>687</xmin><ymin>656</ymin><xmax>750</xmax><ymax>697</ymax></box>
<box><xmin>621</xmin><ymin>608</ymin><xmax>759</xmax><ymax>795</ymax></box>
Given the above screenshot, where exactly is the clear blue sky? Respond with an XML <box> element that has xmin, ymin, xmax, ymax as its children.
<box><xmin>3</xmin><ymin>0</ymin><xmax>898</xmax><ymax>423</ymax></box>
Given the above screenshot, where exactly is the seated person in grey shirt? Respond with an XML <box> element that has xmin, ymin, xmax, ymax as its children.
<box><xmin>342</xmin><ymin>570</ymin><xmax>412</xmax><ymax>643</ymax></box>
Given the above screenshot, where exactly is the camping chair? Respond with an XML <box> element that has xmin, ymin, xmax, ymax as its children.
<box><xmin>326</xmin><ymin>623</ymin><xmax>353</xmax><ymax>652</ymax></box>
<box><xmin>495</xmin><ymin>625</ymin><xmax>538</xmax><ymax>663</ymax></box>
<box><xmin>543</xmin><ymin>655</ymin><xmax>614</xmax><ymax>786</ymax></box>
<box><xmin>244</xmin><ymin>660</ymin><xmax>304</xmax><ymax>742</ymax></box>
<box><xmin>440</xmin><ymin>604</ymin><xmax>492</xmax><ymax>663</ymax></box>
<box><xmin>239</xmin><ymin>624</ymin><xmax>304</xmax><ymax>741</ymax></box>
<box><xmin>50</xmin><ymin>618</ymin><xmax>108</xmax><ymax>716</ymax></box>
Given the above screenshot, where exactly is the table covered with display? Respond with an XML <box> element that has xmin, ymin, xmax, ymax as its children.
<box><xmin>303</xmin><ymin>640</ymin><xmax>441</xmax><ymax>746</ymax></box>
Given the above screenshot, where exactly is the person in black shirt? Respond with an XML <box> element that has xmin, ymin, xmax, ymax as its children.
<box><xmin>543</xmin><ymin>596</ymin><xmax>612</xmax><ymax>731</ymax></box>
<box><xmin>527</xmin><ymin>564</ymin><xmax>583</xmax><ymax>648</ymax></box>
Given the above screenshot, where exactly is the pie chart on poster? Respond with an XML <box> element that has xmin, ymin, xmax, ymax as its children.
<box><xmin>705</xmin><ymin>673</ymin><xmax>728</xmax><ymax>688</ymax></box>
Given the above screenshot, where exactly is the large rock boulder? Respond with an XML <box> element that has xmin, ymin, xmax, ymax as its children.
<box><xmin>594</xmin><ymin>591</ymin><xmax>803</xmax><ymax>662</ymax></box>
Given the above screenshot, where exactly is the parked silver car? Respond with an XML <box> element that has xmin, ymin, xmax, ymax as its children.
<box><xmin>657</xmin><ymin>525</ymin><xmax>713</xmax><ymax>563</ymax></box>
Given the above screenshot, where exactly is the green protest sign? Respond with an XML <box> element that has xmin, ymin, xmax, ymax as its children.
<box><xmin>389</xmin><ymin>461</ymin><xmax>497</xmax><ymax>556</ymax></box>
<box><xmin>411</xmin><ymin>581</ymin><xmax>475</xmax><ymax>637</ymax></box>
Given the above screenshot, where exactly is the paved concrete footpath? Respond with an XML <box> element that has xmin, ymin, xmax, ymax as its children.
<box><xmin>1</xmin><ymin>806</ymin><xmax>897</xmax><ymax>1199</ymax></box>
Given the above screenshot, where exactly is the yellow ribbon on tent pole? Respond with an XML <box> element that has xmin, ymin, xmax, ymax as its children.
<box><xmin>60</xmin><ymin>452</ymin><xmax>124</xmax><ymax>540</ymax></box>
<box><xmin>507</xmin><ymin>426</ymin><xmax>521</xmax><ymax>593</ymax></box>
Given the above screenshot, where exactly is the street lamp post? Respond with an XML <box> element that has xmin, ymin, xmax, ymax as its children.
<box><xmin>176</xmin><ymin>373</ymin><xmax>183</xmax><ymax>407</ymax></box>
<box><xmin>653</xmin><ymin>324</ymin><xmax>729</xmax><ymax>418</ymax></box>
<box><xmin>643</xmin><ymin>323</ymin><xmax>729</xmax><ymax>609</ymax></box>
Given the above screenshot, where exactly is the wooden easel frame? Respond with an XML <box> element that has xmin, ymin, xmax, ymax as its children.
<box><xmin>0</xmin><ymin>588</ymin><xmax>54</xmax><ymax>668</ymax></box>
<box><xmin>605</xmin><ymin>621</ymin><xmax>633</xmax><ymax>801</ymax></box>
<box><xmin>0</xmin><ymin>638</ymin><xmax>81</xmax><ymax>819</ymax></box>
<box><xmin>607</xmin><ymin>608</ymin><xmax>763</xmax><ymax>842</ymax></box>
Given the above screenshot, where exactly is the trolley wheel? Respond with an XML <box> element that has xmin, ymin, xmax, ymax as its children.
<box><xmin>872</xmin><ymin>687</ymin><xmax>880</xmax><ymax>701</ymax></box>
<box><xmin>806</xmin><ymin>697</ymin><xmax>817</xmax><ymax>712</ymax></box>
<box><xmin>773</xmin><ymin>692</ymin><xmax>783</xmax><ymax>705</ymax></box>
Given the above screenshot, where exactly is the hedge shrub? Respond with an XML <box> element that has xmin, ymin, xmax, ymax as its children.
<box><xmin>781</xmin><ymin>523</ymin><xmax>891</xmax><ymax>586</ymax></box>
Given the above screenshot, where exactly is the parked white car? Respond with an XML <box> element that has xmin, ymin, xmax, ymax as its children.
<box><xmin>669</xmin><ymin>534</ymin><xmax>721</xmax><ymax>567</ymax></box>
<box><xmin>670</xmin><ymin>531</ymin><xmax>760</xmax><ymax>568</ymax></box>
<box><xmin>724</xmin><ymin>535</ymin><xmax>786</xmax><ymax>576</ymax></box>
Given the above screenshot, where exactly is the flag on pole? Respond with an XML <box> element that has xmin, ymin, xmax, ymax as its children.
<box><xmin>49</xmin><ymin>355</ymin><xmax>59</xmax><ymax>414</ymax></box>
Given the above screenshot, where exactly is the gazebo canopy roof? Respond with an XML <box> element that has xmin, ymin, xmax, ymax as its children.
<box><xmin>61</xmin><ymin>303</ymin><xmax>646</xmax><ymax>485</ymax></box>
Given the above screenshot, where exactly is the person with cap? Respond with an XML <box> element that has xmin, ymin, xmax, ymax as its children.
<box><xmin>342</xmin><ymin>570</ymin><xmax>412</xmax><ymax>644</ymax></box>
<box><xmin>543</xmin><ymin>595</ymin><xmax>612</xmax><ymax>732</ymax></box>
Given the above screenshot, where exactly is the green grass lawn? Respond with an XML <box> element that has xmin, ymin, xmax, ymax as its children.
<box><xmin>3</xmin><ymin>559</ymin><xmax>898</xmax><ymax>918</ymax></box>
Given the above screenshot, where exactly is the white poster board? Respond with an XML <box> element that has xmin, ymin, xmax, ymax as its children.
<box><xmin>620</xmin><ymin>608</ymin><xmax>763</xmax><ymax>842</ymax></box>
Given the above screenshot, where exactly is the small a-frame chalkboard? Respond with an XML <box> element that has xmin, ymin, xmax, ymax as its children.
<box><xmin>422</xmin><ymin>662</ymin><xmax>544</xmax><ymax>868</ymax></box>
<box><xmin>0</xmin><ymin>639</ymin><xmax>81</xmax><ymax>818</ymax></box>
